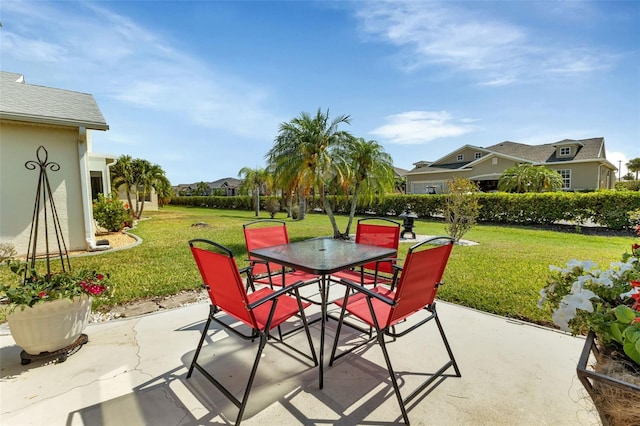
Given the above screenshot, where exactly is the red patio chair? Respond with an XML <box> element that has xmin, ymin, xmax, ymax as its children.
<box><xmin>331</xmin><ymin>217</ymin><xmax>401</xmax><ymax>287</ymax></box>
<box><xmin>243</xmin><ymin>219</ymin><xmax>320</xmax><ymax>289</ymax></box>
<box><xmin>329</xmin><ymin>236</ymin><xmax>461</xmax><ymax>425</ymax></box>
<box><xmin>187</xmin><ymin>239</ymin><xmax>317</xmax><ymax>425</ymax></box>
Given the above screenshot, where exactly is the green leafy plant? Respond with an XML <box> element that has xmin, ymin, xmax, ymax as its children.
<box><xmin>93</xmin><ymin>192</ymin><xmax>131</xmax><ymax>232</ymax></box>
<box><xmin>0</xmin><ymin>261</ymin><xmax>112</xmax><ymax>311</ymax></box>
<box><xmin>629</xmin><ymin>209</ymin><xmax>640</xmax><ymax>236</ymax></box>
<box><xmin>538</xmin><ymin>244</ymin><xmax>640</xmax><ymax>365</ymax></box>
<box><xmin>444</xmin><ymin>177</ymin><xmax>479</xmax><ymax>241</ymax></box>
<box><xmin>498</xmin><ymin>163</ymin><xmax>564</xmax><ymax>193</ymax></box>
<box><xmin>264</xmin><ymin>198</ymin><xmax>280</xmax><ymax>218</ymax></box>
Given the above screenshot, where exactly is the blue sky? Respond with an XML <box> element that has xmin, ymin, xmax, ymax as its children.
<box><xmin>1</xmin><ymin>0</ymin><xmax>639</xmax><ymax>185</ymax></box>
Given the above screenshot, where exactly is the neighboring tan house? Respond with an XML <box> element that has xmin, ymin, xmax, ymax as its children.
<box><xmin>0</xmin><ymin>71</ymin><xmax>113</xmax><ymax>256</ymax></box>
<box><xmin>116</xmin><ymin>187</ymin><xmax>159</xmax><ymax>212</ymax></box>
<box><xmin>406</xmin><ymin>138</ymin><xmax>617</xmax><ymax>194</ymax></box>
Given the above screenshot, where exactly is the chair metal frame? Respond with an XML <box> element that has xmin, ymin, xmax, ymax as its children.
<box><xmin>187</xmin><ymin>239</ymin><xmax>318</xmax><ymax>425</ymax></box>
<box><xmin>243</xmin><ymin>219</ymin><xmax>320</xmax><ymax>289</ymax></box>
<box><xmin>331</xmin><ymin>217</ymin><xmax>401</xmax><ymax>287</ymax></box>
<box><xmin>329</xmin><ymin>236</ymin><xmax>461</xmax><ymax>425</ymax></box>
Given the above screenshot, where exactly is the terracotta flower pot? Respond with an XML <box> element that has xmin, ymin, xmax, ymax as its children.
<box><xmin>6</xmin><ymin>295</ymin><xmax>92</xmax><ymax>355</ymax></box>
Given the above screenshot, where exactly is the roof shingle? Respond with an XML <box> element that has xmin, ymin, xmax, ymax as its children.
<box><xmin>0</xmin><ymin>71</ymin><xmax>108</xmax><ymax>130</ymax></box>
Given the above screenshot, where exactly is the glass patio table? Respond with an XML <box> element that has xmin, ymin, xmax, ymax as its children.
<box><xmin>249</xmin><ymin>237</ymin><xmax>397</xmax><ymax>388</ymax></box>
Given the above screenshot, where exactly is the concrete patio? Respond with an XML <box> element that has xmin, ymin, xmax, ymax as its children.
<box><xmin>0</xmin><ymin>297</ymin><xmax>600</xmax><ymax>425</ymax></box>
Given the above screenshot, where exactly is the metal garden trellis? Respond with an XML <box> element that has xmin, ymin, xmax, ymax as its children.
<box><xmin>24</xmin><ymin>145</ymin><xmax>71</xmax><ymax>277</ymax></box>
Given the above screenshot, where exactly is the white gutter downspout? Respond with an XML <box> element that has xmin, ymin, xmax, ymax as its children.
<box><xmin>106</xmin><ymin>157</ymin><xmax>117</xmax><ymax>196</ymax></box>
<box><xmin>77</xmin><ymin>127</ymin><xmax>95</xmax><ymax>250</ymax></box>
<box><xmin>77</xmin><ymin>128</ymin><xmax>109</xmax><ymax>252</ymax></box>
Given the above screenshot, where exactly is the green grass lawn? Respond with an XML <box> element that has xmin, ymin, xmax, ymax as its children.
<box><xmin>1</xmin><ymin>205</ymin><xmax>635</xmax><ymax>327</ymax></box>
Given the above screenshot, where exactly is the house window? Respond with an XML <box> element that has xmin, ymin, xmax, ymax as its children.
<box><xmin>457</xmin><ymin>154</ymin><xmax>464</xmax><ymax>161</ymax></box>
<box><xmin>475</xmin><ymin>152</ymin><xmax>482</xmax><ymax>159</ymax></box>
<box><xmin>559</xmin><ymin>147</ymin><xmax>571</xmax><ymax>156</ymax></box>
<box><xmin>559</xmin><ymin>169</ymin><xmax>571</xmax><ymax>189</ymax></box>
<box><xmin>90</xmin><ymin>171</ymin><xmax>103</xmax><ymax>201</ymax></box>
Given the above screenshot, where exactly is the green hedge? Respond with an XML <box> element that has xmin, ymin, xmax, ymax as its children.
<box><xmin>171</xmin><ymin>195</ymin><xmax>254</xmax><ymax>210</ymax></box>
<box><xmin>171</xmin><ymin>191</ymin><xmax>640</xmax><ymax>230</ymax></box>
<box><xmin>615</xmin><ymin>180</ymin><xmax>640</xmax><ymax>191</ymax></box>
<box><xmin>478</xmin><ymin>191</ymin><xmax>640</xmax><ymax>229</ymax></box>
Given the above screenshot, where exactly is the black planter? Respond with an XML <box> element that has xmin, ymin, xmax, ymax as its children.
<box><xmin>577</xmin><ymin>331</ymin><xmax>640</xmax><ymax>425</ymax></box>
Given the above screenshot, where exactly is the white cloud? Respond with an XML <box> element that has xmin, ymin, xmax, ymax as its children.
<box><xmin>370</xmin><ymin>111</ymin><xmax>477</xmax><ymax>144</ymax></box>
<box><xmin>354</xmin><ymin>1</ymin><xmax>611</xmax><ymax>85</ymax></box>
<box><xmin>1</xmin><ymin>1</ymin><xmax>279</xmax><ymax>139</ymax></box>
<box><xmin>607</xmin><ymin>151</ymin><xmax>629</xmax><ymax>177</ymax></box>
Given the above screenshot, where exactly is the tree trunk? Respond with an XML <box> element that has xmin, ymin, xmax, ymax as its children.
<box><xmin>299</xmin><ymin>190</ymin><xmax>306</xmax><ymax>220</ymax></box>
<box><xmin>137</xmin><ymin>191</ymin><xmax>146</xmax><ymax>219</ymax></box>
<box><xmin>344</xmin><ymin>184</ymin><xmax>361</xmax><ymax>238</ymax></box>
<box><xmin>125</xmin><ymin>187</ymin><xmax>134</xmax><ymax>215</ymax></box>
<box><xmin>254</xmin><ymin>185</ymin><xmax>260</xmax><ymax>216</ymax></box>
<box><xmin>323</xmin><ymin>197</ymin><xmax>342</xmax><ymax>238</ymax></box>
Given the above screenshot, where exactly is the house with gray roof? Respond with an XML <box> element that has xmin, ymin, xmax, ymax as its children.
<box><xmin>174</xmin><ymin>177</ymin><xmax>243</xmax><ymax>196</ymax></box>
<box><xmin>0</xmin><ymin>71</ymin><xmax>113</xmax><ymax>255</ymax></box>
<box><xmin>406</xmin><ymin>138</ymin><xmax>617</xmax><ymax>194</ymax></box>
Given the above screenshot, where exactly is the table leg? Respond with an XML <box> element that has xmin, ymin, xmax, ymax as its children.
<box><xmin>319</xmin><ymin>274</ymin><xmax>327</xmax><ymax>389</ymax></box>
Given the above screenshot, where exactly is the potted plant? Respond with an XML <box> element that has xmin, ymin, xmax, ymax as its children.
<box><xmin>1</xmin><ymin>247</ymin><xmax>111</xmax><ymax>363</ymax></box>
<box><xmin>538</xmin><ymin>244</ymin><xmax>640</xmax><ymax>425</ymax></box>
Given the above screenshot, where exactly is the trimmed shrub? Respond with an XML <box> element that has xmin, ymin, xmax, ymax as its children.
<box><xmin>93</xmin><ymin>193</ymin><xmax>130</xmax><ymax>232</ymax></box>
<box><xmin>264</xmin><ymin>197</ymin><xmax>280</xmax><ymax>218</ymax></box>
<box><xmin>170</xmin><ymin>191</ymin><xmax>640</xmax><ymax>231</ymax></box>
<box><xmin>615</xmin><ymin>181</ymin><xmax>640</xmax><ymax>191</ymax></box>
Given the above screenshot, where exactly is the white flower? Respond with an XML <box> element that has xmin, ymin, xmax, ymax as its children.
<box><xmin>580</xmin><ymin>260</ymin><xmax>598</xmax><ymax>272</ymax></box>
<box><xmin>590</xmin><ymin>268</ymin><xmax>603</xmax><ymax>277</ymax></box>
<box><xmin>591</xmin><ymin>273</ymin><xmax>614</xmax><ymax>288</ymax></box>
<box><xmin>537</xmin><ymin>289</ymin><xmax>547</xmax><ymax>308</ymax></box>
<box><xmin>610</xmin><ymin>260</ymin><xmax>635</xmax><ymax>275</ymax></box>
<box><xmin>571</xmin><ymin>275</ymin><xmax>593</xmax><ymax>292</ymax></box>
<box><xmin>551</xmin><ymin>290</ymin><xmax>598</xmax><ymax>332</ymax></box>
<box><xmin>563</xmin><ymin>259</ymin><xmax>585</xmax><ymax>274</ymax></box>
<box><xmin>552</xmin><ymin>304</ymin><xmax>575</xmax><ymax>332</ymax></box>
<box><xmin>621</xmin><ymin>286</ymin><xmax>640</xmax><ymax>299</ymax></box>
<box><xmin>564</xmin><ymin>289</ymin><xmax>597</xmax><ymax>313</ymax></box>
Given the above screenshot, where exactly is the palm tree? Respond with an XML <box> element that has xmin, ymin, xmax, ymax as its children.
<box><xmin>130</xmin><ymin>158</ymin><xmax>151</xmax><ymax>217</ymax></box>
<box><xmin>532</xmin><ymin>166</ymin><xmax>564</xmax><ymax>192</ymax></box>
<box><xmin>267</xmin><ymin>108</ymin><xmax>352</xmax><ymax>234</ymax></box>
<box><xmin>136</xmin><ymin>162</ymin><xmax>169</xmax><ymax>219</ymax></box>
<box><xmin>238</xmin><ymin>167</ymin><xmax>271</xmax><ymax>216</ymax></box>
<box><xmin>498</xmin><ymin>163</ymin><xmax>563</xmax><ymax>193</ymax></box>
<box><xmin>155</xmin><ymin>178</ymin><xmax>173</xmax><ymax>207</ymax></box>
<box><xmin>626</xmin><ymin>158</ymin><xmax>640</xmax><ymax>180</ymax></box>
<box><xmin>111</xmin><ymin>156</ymin><xmax>170</xmax><ymax>217</ymax></box>
<box><xmin>339</xmin><ymin>138</ymin><xmax>395</xmax><ymax>237</ymax></box>
<box><xmin>394</xmin><ymin>175</ymin><xmax>406</xmax><ymax>194</ymax></box>
<box><xmin>110</xmin><ymin>155</ymin><xmax>134</xmax><ymax>212</ymax></box>
<box><xmin>194</xmin><ymin>181</ymin><xmax>209</xmax><ymax>196</ymax></box>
